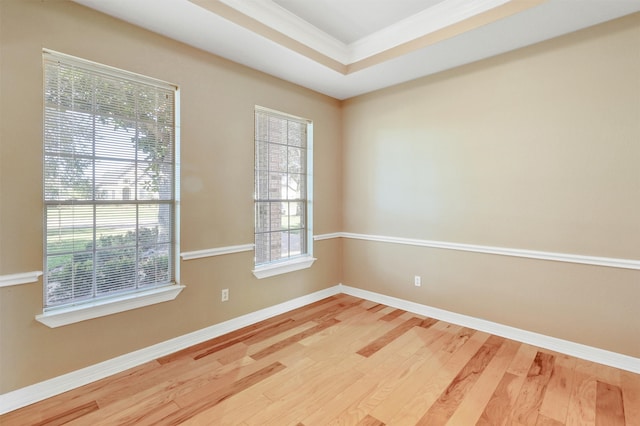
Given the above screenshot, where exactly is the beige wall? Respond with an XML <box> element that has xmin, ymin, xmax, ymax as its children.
<box><xmin>0</xmin><ymin>0</ymin><xmax>342</xmax><ymax>393</ymax></box>
<box><xmin>1</xmin><ymin>0</ymin><xmax>638</xmax><ymax>397</ymax></box>
<box><xmin>342</xmin><ymin>14</ymin><xmax>640</xmax><ymax>357</ymax></box>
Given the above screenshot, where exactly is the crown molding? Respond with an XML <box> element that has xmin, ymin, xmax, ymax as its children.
<box><xmin>217</xmin><ymin>0</ymin><xmax>519</xmax><ymax>66</ymax></box>
<box><xmin>348</xmin><ymin>0</ymin><xmax>511</xmax><ymax>62</ymax></box>
<box><xmin>217</xmin><ymin>0</ymin><xmax>349</xmax><ymax>63</ymax></box>
<box><xmin>72</xmin><ymin>0</ymin><xmax>640</xmax><ymax>99</ymax></box>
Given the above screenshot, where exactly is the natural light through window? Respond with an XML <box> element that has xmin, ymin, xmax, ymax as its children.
<box><xmin>40</xmin><ymin>50</ymin><xmax>181</xmax><ymax>324</ymax></box>
<box><xmin>253</xmin><ymin>106</ymin><xmax>314</xmax><ymax>279</ymax></box>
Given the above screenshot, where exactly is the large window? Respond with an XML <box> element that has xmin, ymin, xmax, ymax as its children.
<box><xmin>254</xmin><ymin>107</ymin><xmax>314</xmax><ymax>278</ymax></box>
<box><xmin>43</xmin><ymin>50</ymin><xmax>179</xmax><ymax>312</ymax></box>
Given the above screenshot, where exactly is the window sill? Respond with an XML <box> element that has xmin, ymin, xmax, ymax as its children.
<box><xmin>252</xmin><ymin>256</ymin><xmax>316</xmax><ymax>279</ymax></box>
<box><xmin>35</xmin><ymin>284</ymin><xmax>185</xmax><ymax>328</ymax></box>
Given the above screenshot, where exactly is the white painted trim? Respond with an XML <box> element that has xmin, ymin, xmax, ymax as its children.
<box><xmin>313</xmin><ymin>233</ymin><xmax>342</xmax><ymax>241</ymax></box>
<box><xmin>177</xmin><ymin>237</ymin><xmax>338</xmax><ymax>265</ymax></box>
<box><xmin>219</xmin><ymin>0</ymin><xmax>349</xmax><ymax>63</ymax></box>
<box><xmin>339</xmin><ymin>232</ymin><xmax>640</xmax><ymax>270</ymax></box>
<box><xmin>349</xmin><ymin>0</ymin><xmax>511</xmax><ymax>62</ymax></box>
<box><xmin>3</xmin><ymin>283</ymin><xmax>639</xmax><ymax>414</ymax></box>
<box><xmin>0</xmin><ymin>285</ymin><xmax>341</xmax><ymax>415</ymax></box>
<box><xmin>36</xmin><ymin>285</ymin><xmax>186</xmax><ymax>328</ymax></box>
<box><xmin>218</xmin><ymin>0</ymin><xmax>511</xmax><ymax>64</ymax></box>
<box><xmin>0</xmin><ymin>271</ymin><xmax>43</xmax><ymax>288</ymax></box>
<box><xmin>252</xmin><ymin>256</ymin><xmax>316</xmax><ymax>279</ymax></box>
<box><xmin>339</xmin><ymin>284</ymin><xmax>640</xmax><ymax>374</ymax></box>
<box><xmin>180</xmin><ymin>244</ymin><xmax>254</xmax><ymax>260</ymax></box>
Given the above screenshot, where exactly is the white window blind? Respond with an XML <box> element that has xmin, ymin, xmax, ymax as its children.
<box><xmin>254</xmin><ymin>107</ymin><xmax>312</xmax><ymax>266</ymax></box>
<box><xmin>43</xmin><ymin>50</ymin><xmax>179</xmax><ymax>309</ymax></box>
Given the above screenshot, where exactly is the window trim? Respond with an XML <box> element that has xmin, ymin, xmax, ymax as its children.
<box><xmin>40</xmin><ymin>50</ymin><xmax>181</xmax><ymax>324</ymax></box>
<box><xmin>253</xmin><ymin>106</ymin><xmax>314</xmax><ymax>278</ymax></box>
<box><xmin>252</xmin><ymin>255</ymin><xmax>316</xmax><ymax>279</ymax></box>
<box><xmin>36</xmin><ymin>285</ymin><xmax>185</xmax><ymax>328</ymax></box>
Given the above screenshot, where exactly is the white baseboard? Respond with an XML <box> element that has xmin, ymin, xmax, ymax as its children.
<box><xmin>2</xmin><ymin>283</ymin><xmax>638</xmax><ymax>415</ymax></box>
<box><xmin>0</xmin><ymin>285</ymin><xmax>341</xmax><ymax>415</ymax></box>
<box><xmin>338</xmin><ymin>284</ymin><xmax>640</xmax><ymax>375</ymax></box>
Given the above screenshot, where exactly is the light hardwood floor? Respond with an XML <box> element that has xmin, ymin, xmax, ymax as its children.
<box><xmin>2</xmin><ymin>294</ymin><xmax>639</xmax><ymax>425</ymax></box>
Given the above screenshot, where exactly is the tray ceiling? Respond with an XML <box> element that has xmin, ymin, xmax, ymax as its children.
<box><xmin>72</xmin><ymin>0</ymin><xmax>640</xmax><ymax>100</ymax></box>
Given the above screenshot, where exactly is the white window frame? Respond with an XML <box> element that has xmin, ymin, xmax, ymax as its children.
<box><xmin>38</xmin><ymin>50</ymin><xmax>183</xmax><ymax>327</ymax></box>
<box><xmin>253</xmin><ymin>106</ymin><xmax>315</xmax><ymax>279</ymax></box>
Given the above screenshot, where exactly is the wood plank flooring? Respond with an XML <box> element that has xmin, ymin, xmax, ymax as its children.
<box><xmin>2</xmin><ymin>294</ymin><xmax>639</xmax><ymax>425</ymax></box>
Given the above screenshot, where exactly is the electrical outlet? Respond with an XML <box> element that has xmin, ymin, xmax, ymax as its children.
<box><xmin>221</xmin><ymin>288</ymin><xmax>229</xmax><ymax>302</ymax></box>
<box><xmin>414</xmin><ymin>276</ymin><xmax>421</xmax><ymax>287</ymax></box>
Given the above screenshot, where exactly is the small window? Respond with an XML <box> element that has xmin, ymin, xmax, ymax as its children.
<box><xmin>43</xmin><ymin>50</ymin><xmax>180</xmax><ymax>311</ymax></box>
<box><xmin>253</xmin><ymin>107</ymin><xmax>314</xmax><ymax>278</ymax></box>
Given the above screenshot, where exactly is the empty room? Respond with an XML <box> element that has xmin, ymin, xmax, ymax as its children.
<box><xmin>0</xmin><ymin>0</ymin><xmax>639</xmax><ymax>424</ymax></box>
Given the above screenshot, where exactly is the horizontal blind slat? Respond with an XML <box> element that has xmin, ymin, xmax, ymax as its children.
<box><xmin>44</xmin><ymin>51</ymin><xmax>177</xmax><ymax>309</ymax></box>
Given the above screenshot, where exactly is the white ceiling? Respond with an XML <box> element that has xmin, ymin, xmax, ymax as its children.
<box><xmin>271</xmin><ymin>0</ymin><xmax>448</xmax><ymax>44</ymax></box>
<box><xmin>72</xmin><ymin>0</ymin><xmax>640</xmax><ymax>100</ymax></box>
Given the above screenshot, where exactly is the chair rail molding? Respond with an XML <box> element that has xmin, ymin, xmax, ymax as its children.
<box><xmin>0</xmin><ymin>271</ymin><xmax>43</xmax><ymax>288</ymax></box>
<box><xmin>180</xmin><ymin>243</ymin><xmax>254</xmax><ymax>260</ymax></box>
<box><xmin>317</xmin><ymin>232</ymin><xmax>640</xmax><ymax>270</ymax></box>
